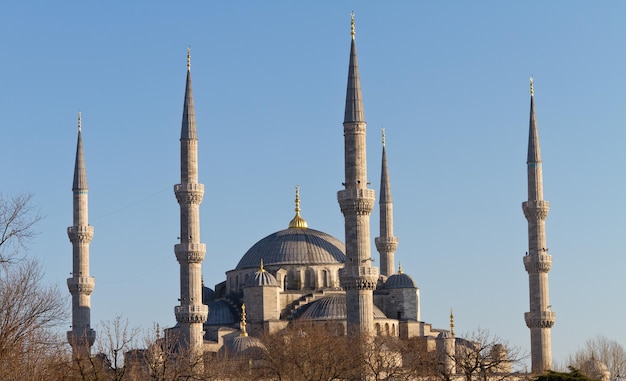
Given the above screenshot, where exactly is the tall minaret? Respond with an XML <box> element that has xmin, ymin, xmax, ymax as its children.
<box><xmin>522</xmin><ymin>76</ymin><xmax>555</xmax><ymax>374</ymax></box>
<box><xmin>67</xmin><ymin>112</ymin><xmax>96</xmax><ymax>356</ymax></box>
<box><xmin>375</xmin><ymin>128</ymin><xmax>398</xmax><ymax>278</ymax></box>
<box><xmin>338</xmin><ymin>13</ymin><xmax>378</xmax><ymax>334</ymax></box>
<box><xmin>174</xmin><ymin>48</ymin><xmax>208</xmax><ymax>355</ymax></box>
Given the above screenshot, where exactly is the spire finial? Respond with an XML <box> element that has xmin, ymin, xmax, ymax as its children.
<box><xmin>77</xmin><ymin>111</ymin><xmax>82</xmax><ymax>132</ymax></box>
<box><xmin>240</xmin><ymin>304</ymin><xmax>248</xmax><ymax>337</ymax></box>
<box><xmin>259</xmin><ymin>259</ymin><xmax>265</xmax><ymax>272</ymax></box>
<box><xmin>187</xmin><ymin>46</ymin><xmax>191</xmax><ymax>71</ymax></box>
<box><xmin>450</xmin><ymin>308</ymin><xmax>455</xmax><ymax>337</ymax></box>
<box><xmin>382</xmin><ymin>127</ymin><xmax>386</xmax><ymax>147</ymax></box>
<box><xmin>288</xmin><ymin>185</ymin><xmax>308</xmax><ymax>228</ymax></box>
<box><xmin>397</xmin><ymin>262</ymin><xmax>403</xmax><ymax>274</ymax></box>
<box><xmin>530</xmin><ymin>75</ymin><xmax>534</xmax><ymax>96</ymax></box>
<box><xmin>350</xmin><ymin>11</ymin><xmax>355</xmax><ymax>40</ymax></box>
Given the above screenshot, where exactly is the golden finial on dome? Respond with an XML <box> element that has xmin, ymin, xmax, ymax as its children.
<box><xmin>240</xmin><ymin>304</ymin><xmax>248</xmax><ymax>337</ymax></box>
<box><xmin>288</xmin><ymin>185</ymin><xmax>308</xmax><ymax>229</ymax></box>
<box><xmin>187</xmin><ymin>46</ymin><xmax>191</xmax><ymax>71</ymax></box>
<box><xmin>530</xmin><ymin>75</ymin><xmax>534</xmax><ymax>96</ymax></box>
<box><xmin>351</xmin><ymin>11</ymin><xmax>355</xmax><ymax>40</ymax></box>
<box><xmin>77</xmin><ymin>111</ymin><xmax>82</xmax><ymax>132</ymax></box>
<box><xmin>450</xmin><ymin>308</ymin><xmax>455</xmax><ymax>337</ymax></box>
<box><xmin>259</xmin><ymin>259</ymin><xmax>265</xmax><ymax>272</ymax></box>
<box><xmin>397</xmin><ymin>262</ymin><xmax>403</xmax><ymax>274</ymax></box>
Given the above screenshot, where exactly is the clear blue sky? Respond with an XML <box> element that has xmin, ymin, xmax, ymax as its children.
<box><xmin>2</xmin><ymin>1</ymin><xmax>625</xmax><ymax>368</ymax></box>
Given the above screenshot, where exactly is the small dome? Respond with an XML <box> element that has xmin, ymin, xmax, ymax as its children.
<box><xmin>236</xmin><ymin>228</ymin><xmax>345</xmax><ymax>270</ymax></box>
<box><xmin>385</xmin><ymin>273</ymin><xmax>417</xmax><ymax>289</ymax></box>
<box><xmin>204</xmin><ymin>300</ymin><xmax>237</xmax><ymax>326</ymax></box>
<box><xmin>221</xmin><ymin>335</ymin><xmax>266</xmax><ymax>358</ymax></box>
<box><xmin>437</xmin><ymin>331</ymin><xmax>453</xmax><ymax>339</ymax></box>
<box><xmin>298</xmin><ymin>294</ymin><xmax>387</xmax><ymax>320</ymax></box>
<box><xmin>247</xmin><ymin>269</ymin><xmax>279</xmax><ymax>287</ymax></box>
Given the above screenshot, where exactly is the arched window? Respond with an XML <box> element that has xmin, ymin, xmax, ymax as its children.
<box><xmin>375</xmin><ymin>323</ymin><xmax>381</xmax><ymax>336</ymax></box>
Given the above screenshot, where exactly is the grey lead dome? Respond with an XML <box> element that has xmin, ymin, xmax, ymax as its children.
<box><xmin>236</xmin><ymin>227</ymin><xmax>346</xmax><ymax>270</ymax></box>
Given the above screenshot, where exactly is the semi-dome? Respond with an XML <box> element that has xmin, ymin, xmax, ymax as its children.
<box><xmin>204</xmin><ymin>300</ymin><xmax>237</xmax><ymax>326</ymax></box>
<box><xmin>385</xmin><ymin>263</ymin><xmax>417</xmax><ymax>289</ymax></box>
<box><xmin>298</xmin><ymin>294</ymin><xmax>387</xmax><ymax>320</ymax></box>
<box><xmin>236</xmin><ymin>189</ymin><xmax>345</xmax><ymax>270</ymax></box>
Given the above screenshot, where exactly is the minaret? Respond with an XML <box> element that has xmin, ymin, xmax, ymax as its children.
<box><xmin>174</xmin><ymin>48</ymin><xmax>208</xmax><ymax>355</ymax></box>
<box><xmin>375</xmin><ymin>128</ymin><xmax>398</xmax><ymax>278</ymax></box>
<box><xmin>338</xmin><ymin>13</ymin><xmax>378</xmax><ymax>334</ymax></box>
<box><xmin>67</xmin><ymin>112</ymin><xmax>96</xmax><ymax>356</ymax></box>
<box><xmin>522</xmin><ymin>76</ymin><xmax>555</xmax><ymax>374</ymax></box>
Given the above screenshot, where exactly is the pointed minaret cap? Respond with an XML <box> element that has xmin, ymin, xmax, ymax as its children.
<box><xmin>527</xmin><ymin>76</ymin><xmax>541</xmax><ymax>164</ymax></box>
<box><xmin>288</xmin><ymin>186</ymin><xmax>308</xmax><ymax>228</ymax></box>
<box><xmin>344</xmin><ymin>12</ymin><xmax>365</xmax><ymax>124</ymax></box>
<box><xmin>450</xmin><ymin>308</ymin><xmax>455</xmax><ymax>338</ymax></box>
<box><xmin>181</xmin><ymin>48</ymin><xmax>197</xmax><ymax>140</ymax></box>
<box><xmin>73</xmin><ymin>111</ymin><xmax>88</xmax><ymax>191</ymax></box>
<box><xmin>380</xmin><ymin>128</ymin><xmax>392</xmax><ymax>203</ymax></box>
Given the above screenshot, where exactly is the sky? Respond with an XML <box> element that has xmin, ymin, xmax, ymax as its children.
<box><xmin>2</xmin><ymin>1</ymin><xmax>626</xmax><ymax>369</ymax></box>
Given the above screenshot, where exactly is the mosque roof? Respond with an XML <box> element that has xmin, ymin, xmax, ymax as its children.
<box><xmin>385</xmin><ymin>272</ymin><xmax>417</xmax><ymax>289</ymax></box>
<box><xmin>236</xmin><ymin>188</ymin><xmax>345</xmax><ymax>270</ymax></box>
<box><xmin>236</xmin><ymin>228</ymin><xmax>345</xmax><ymax>270</ymax></box>
<box><xmin>204</xmin><ymin>300</ymin><xmax>237</xmax><ymax>326</ymax></box>
<box><xmin>385</xmin><ymin>264</ymin><xmax>417</xmax><ymax>289</ymax></box>
<box><xmin>221</xmin><ymin>335</ymin><xmax>266</xmax><ymax>357</ymax></box>
<box><xmin>298</xmin><ymin>294</ymin><xmax>388</xmax><ymax>321</ymax></box>
<box><xmin>246</xmin><ymin>261</ymin><xmax>279</xmax><ymax>287</ymax></box>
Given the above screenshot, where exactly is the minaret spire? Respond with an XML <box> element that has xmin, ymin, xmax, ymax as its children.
<box><xmin>289</xmin><ymin>186</ymin><xmax>308</xmax><ymax>228</ymax></box>
<box><xmin>522</xmin><ymin>76</ymin><xmax>555</xmax><ymax>374</ymax></box>
<box><xmin>67</xmin><ymin>112</ymin><xmax>96</xmax><ymax>357</ymax></box>
<box><xmin>174</xmin><ymin>49</ymin><xmax>208</xmax><ymax>360</ymax></box>
<box><xmin>338</xmin><ymin>13</ymin><xmax>378</xmax><ymax>334</ymax></box>
<box><xmin>375</xmin><ymin>128</ymin><xmax>398</xmax><ymax>278</ymax></box>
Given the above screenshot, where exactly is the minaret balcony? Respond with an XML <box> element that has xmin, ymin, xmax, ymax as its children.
<box><xmin>174</xmin><ymin>183</ymin><xmax>204</xmax><ymax>204</ymax></box>
<box><xmin>67</xmin><ymin>328</ymin><xmax>96</xmax><ymax>347</ymax></box>
<box><xmin>522</xmin><ymin>200</ymin><xmax>550</xmax><ymax>220</ymax></box>
<box><xmin>174</xmin><ymin>243</ymin><xmax>206</xmax><ymax>263</ymax></box>
<box><xmin>375</xmin><ymin>236</ymin><xmax>398</xmax><ymax>252</ymax></box>
<box><xmin>67</xmin><ymin>225</ymin><xmax>94</xmax><ymax>243</ymax></box>
<box><xmin>339</xmin><ymin>266</ymin><xmax>379</xmax><ymax>290</ymax></box>
<box><xmin>175</xmin><ymin>304</ymin><xmax>209</xmax><ymax>324</ymax></box>
<box><xmin>67</xmin><ymin>276</ymin><xmax>95</xmax><ymax>295</ymax></box>
<box><xmin>337</xmin><ymin>189</ymin><xmax>376</xmax><ymax>215</ymax></box>
<box><xmin>524</xmin><ymin>311</ymin><xmax>556</xmax><ymax>329</ymax></box>
<box><xmin>523</xmin><ymin>254</ymin><xmax>552</xmax><ymax>273</ymax></box>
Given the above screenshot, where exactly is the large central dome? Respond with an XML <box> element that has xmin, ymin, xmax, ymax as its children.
<box><xmin>236</xmin><ymin>187</ymin><xmax>346</xmax><ymax>270</ymax></box>
<box><xmin>235</xmin><ymin>227</ymin><xmax>345</xmax><ymax>270</ymax></box>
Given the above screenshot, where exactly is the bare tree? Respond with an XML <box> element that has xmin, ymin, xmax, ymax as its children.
<box><xmin>258</xmin><ymin>323</ymin><xmax>358</xmax><ymax>381</ymax></box>
<box><xmin>95</xmin><ymin>316</ymin><xmax>141</xmax><ymax>381</ymax></box>
<box><xmin>567</xmin><ymin>335</ymin><xmax>626</xmax><ymax>378</ymax></box>
<box><xmin>0</xmin><ymin>193</ymin><xmax>42</xmax><ymax>263</ymax></box>
<box><xmin>0</xmin><ymin>259</ymin><xmax>67</xmax><ymax>379</ymax></box>
<box><xmin>360</xmin><ymin>335</ymin><xmax>409</xmax><ymax>381</ymax></box>
<box><xmin>451</xmin><ymin>329</ymin><xmax>526</xmax><ymax>381</ymax></box>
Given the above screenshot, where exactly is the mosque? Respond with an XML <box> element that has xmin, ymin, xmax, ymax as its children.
<box><xmin>66</xmin><ymin>14</ymin><xmax>558</xmax><ymax>375</ymax></box>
